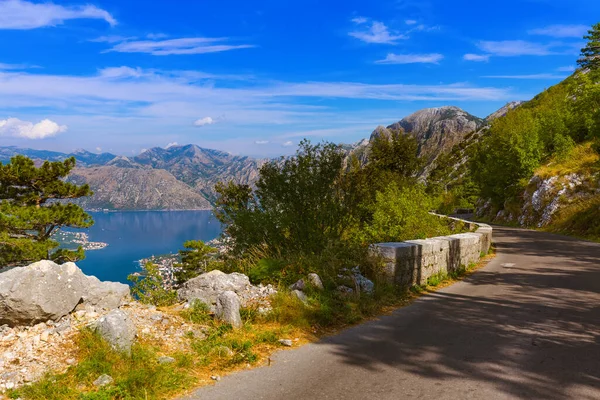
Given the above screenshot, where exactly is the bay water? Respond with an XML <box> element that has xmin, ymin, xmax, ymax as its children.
<box><xmin>74</xmin><ymin>210</ymin><xmax>221</xmax><ymax>284</ymax></box>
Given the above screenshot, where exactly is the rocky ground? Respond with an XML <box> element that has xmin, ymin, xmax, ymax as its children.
<box><xmin>0</xmin><ymin>301</ymin><xmax>208</xmax><ymax>391</ymax></box>
<box><xmin>0</xmin><ymin>261</ymin><xmax>279</xmax><ymax>393</ymax></box>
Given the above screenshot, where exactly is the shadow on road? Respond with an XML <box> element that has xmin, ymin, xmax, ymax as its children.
<box><xmin>317</xmin><ymin>227</ymin><xmax>600</xmax><ymax>399</ymax></box>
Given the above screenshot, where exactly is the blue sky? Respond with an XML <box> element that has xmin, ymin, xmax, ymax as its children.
<box><xmin>0</xmin><ymin>0</ymin><xmax>597</xmax><ymax>157</ymax></box>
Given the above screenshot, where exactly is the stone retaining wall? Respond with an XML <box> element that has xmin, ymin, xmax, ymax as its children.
<box><xmin>370</xmin><ymin>217</ymin><xmax>492</xmax><ymax>287</ymax></box>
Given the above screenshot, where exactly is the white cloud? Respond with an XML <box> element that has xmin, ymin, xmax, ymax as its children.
<box><xmin>106</xmin><ymin>37</ymin><xmax>255</xmax><ymax>56</ymax></box>
<box><xmin>95</xmin><ymin>147</ymin><xmax>102</xmax><ymax>152</ymax></box>
<box><xmin>0</xmin><ymin>62</ymin><xmax>32</xmax><ymax>70</ymax></box>
<box><xmin>405</xmin><ymin>19</ymin><xmax>417</xmax><ymax>25</ymax></box>
<box><xmin>376</xmin><ymin>53</ymin><xmax>443</xmax><ymax>64</ymax></box>
<box><xmin>0</xmin><ymin>117</ymin><xmax>67</xmax><ymax>139</ymax></box>
<box><xmin>165</xmin><ymin>142</ymin><xmax>178</xmax><ymax>148</ymax></box>
<box><xmin>146</xmin><ymin>33</ymin><xmax>168</xmax><ymax>39</ymax></box>
<box><xmin>0</xmin><ymin>0</ymin><xmax>116</xmax><ymax>29</ymax></box>
<box><xmin>529</xmin><ymin>24</ymin><xmax>588</xmax><ymax>38</ymax></box>
<box><xmin>349</xmin><ymin>21</ymin><xmax>406</xmax><ymax>44</ymax></box>
<box><xmin>483</xmin><ymin>73</ymin><xmax>567</xmax><ymax>79</ymax></box>
<box><xmin>476</xmin><ymin>40</ymin><xmax>555</xmax><ymax>57</ymax></box>
<box><xmin>463</xmin><ymin>53</ymin><xmax>490</xmax><ymax>62</ymax></box>
<box><xmin>99</xmin><ymin>66</ymin><xmax>146</xmax><ymax>79</ymax></box>
<box><xmin>90</xmin><ymin>35</ymin><xmax>136</xmax><ymax>43</ymax></box>
<box><xmin>282</xmin><ymin>141</ymin><xmax>294</xmax><ymax>147</ymax></box>
<box><xmin>557</xmin><ymin>65</ymin><xmax>576</xmax><ymax>72</ymax></box>
<box><xmin>0</xmin><ymin>67</ymin><xmax>516</xmax><ymax>141</ymax></box>
<box><xmin>254</xmin><ymin>140</ymin><xmax>269</xmax><ymax>145</ymax></box>
<box><xmin>351</xmin><ymin>16</ymin><xmax>368</xmax><ymax>25</ymax></box>
<box><xmin>193</xmin><ymin>117</ymin><xmax>216</xmax><ymax>127</ymax></box>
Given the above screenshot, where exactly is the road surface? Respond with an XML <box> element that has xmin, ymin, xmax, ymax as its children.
<box><xmin>186</xmin><ymin>226</ymin><xmax>600</xmax><ymax>399</ymax></box>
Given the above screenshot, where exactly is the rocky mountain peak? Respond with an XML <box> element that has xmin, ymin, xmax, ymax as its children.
<box><xmin>367</xmin><ymin>106</ymin><xmax>484</xmax><ymax>165</ymax></box>
<box><xmin>485</xmin><ymin>101</ymin><xmax>525</xmax><ymax>122</ymax></box>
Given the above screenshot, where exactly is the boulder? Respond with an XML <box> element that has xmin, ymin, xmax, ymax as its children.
<box><xmin>289</xmin><ymin>279</ymin><xmax>306</xmax><ymax>291</ymax></box>
<box><xmin>94</xmin><ymin>309</ymin><xmax>136</xmax><ymax>354</ymax></box>
<box><xmin>291</xmin><ymin>289</ymin><xmax>308</xmax><ymax>303</ymax></box>
<box><xmin>0</xmin><ymin>261</ymin><xmax>87</xmax><ymax>326</ymax></box>
<box><xmin>80</xmin><ymin>275</ymin><xmax>130</xmax><ymax>311</ymax></box>
<box><xmin>177</xmin><ymin>270</ymin><xmax>251</xmax><ymax>310</ymax></box>
<box><xmin>93</xmin><ymin>374</ymin><xmax>114</xmax><ymax>387</ymax></box>
<box><xmin>307</xmin><ymin>273</ymin><xmax>324</xmax><ymax>290</ymax></box>
<box><xmin>0</xmin><ymin>260</ymin><xmax>131</xmax><ymax>327</ymax></box>
<box><xmin>215</xmin><ymin>291</ymin><xmax>242</xmax><ymax>329</ymax></box>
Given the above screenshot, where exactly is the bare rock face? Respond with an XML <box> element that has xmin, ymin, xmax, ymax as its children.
<box><xmin>485</xmin><ymin>101</ymin><xmax>524</xmax><ymax>122</ymax></box>
<box><xmin>94</xmin><ymin>309</ymin><xmax>136</xmax><ymax>354</ymax></box>
<box><xmin>177</xmin><ymin>270</ymin><xmax>277</xmax><ymax>311</ymax></box>
<box><xmin>177</xmin><ymin>270</ymin><xmax>250</xmax><ymax>306</ymax></box>
<box><xmin>0</xmin><ymin>261</ymin><xmax>87</xmax><ymax>326</ymax></box>
<box><xmin>80</xmin><ymin>275</ymin><xmax>130</xmax><ymax>312</ymax></box>
<box><xmin>215</xmin><ymin>291</ymin><xmax>242</xmax><ymax>329</ymax></box>
<box><xmin>381</xmin><ymin>106</ymin><xmax>485</xmax><ymax>164</ymax></box>
<box><xmin>0</xmin><ymin>260</ymin><xmax>130</xmax><ymax>327</ymax></box>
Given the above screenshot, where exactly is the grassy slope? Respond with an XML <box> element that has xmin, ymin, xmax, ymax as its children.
<box><xmin>538</xmin><ymin>143</ymin><xmax>600</xmax><ymax>241</ymax></box>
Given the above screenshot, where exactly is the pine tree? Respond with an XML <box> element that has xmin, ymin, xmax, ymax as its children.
<box><xmin>578</xmin><ymin>23</ymin><xmax>600</xmax><ymax>71</ymax></box>
<box><xmin>174</xmin><ymin>240</ymin><xmax>218</xmax><ymax>284</ymax></box>
<box><xmin>0</xmin><ymin>155</ymin><xmax>93</xmax><ymax>266</ymax></box>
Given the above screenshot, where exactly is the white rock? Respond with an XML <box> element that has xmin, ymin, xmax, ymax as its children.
<box><xmin>94</xmin><ymin>310</ymin><xmax>136</xmax><ymax>354</ymax></box>
<box><xmin>307</xmin><ymin>273</ymin><xmax>324</xmax><ymax>290</ymax></box>
<box><xmin>215</xmin><ymin>291</ymin><xmax>242</xmax><ymax>329</ymax></box>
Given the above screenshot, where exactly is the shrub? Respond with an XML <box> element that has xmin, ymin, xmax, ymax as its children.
<box><xmin>128</xmin><ymin>262</ymin><xmax>178</xmax><ymax>307</ymax></box>
<box><xmin>362</xmin><ymin>182</ymin><xmax>450</xmax><ymax>243</ymax></box>
<box><xmin>174</xmin><ymin>240</ymin><xmax>219</xmax><ymax>284</ymax></box>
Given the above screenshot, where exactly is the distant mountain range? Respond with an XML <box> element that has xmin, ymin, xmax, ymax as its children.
<box><xmin>0</xmin><ymin>103</ymin><xmax>520</xmax><ymax>210</ymax></box>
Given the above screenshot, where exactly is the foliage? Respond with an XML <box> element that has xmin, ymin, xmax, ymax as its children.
<box><xmin>577</xmin><ymin>22</ymin><xmax>600</xmax><ymax>71</ymax></box>
<box><xmin>368</xmin><ymin>129</ymin><xmax>422</xmax><ymax>181</ymax></box>
<box><xmin>247</xmin><ymin>258</ymin><xmax>287</xmax><ymax>285</ymax></box>
<box><xmin>214</xmin><ymin>134</ymin><xmax>456</xmax><ymax>286</ymax></box>
<box><xmin>0</xmin><ymin>155</ymin><xmax>93</xmax><ymax>266</ymax></box>
<box><xmin>174</xmin><ymin>240</ymin><xmax>219</xmax><ymax>284</ymax></box>
<box><xmin>128</xmin><ymin>262</ymin><xmax>178</xmax><ymax>306</ymax></box>
<box><xmin>472</xmin><ymin>109</ymin><xmax>544</xmax><ymax>205</ymax></box>
<box><xmin>361</xmin><ymin>182</ymin><xmax>451</xmax><ymax>243</ymax></box>
<box><xmin>215</xmin><ymin>140</ymin><xmax>360</xmax><ymax>264</ymax></box>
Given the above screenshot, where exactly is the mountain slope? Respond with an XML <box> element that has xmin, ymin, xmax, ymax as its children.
<box><xmin>0</xmin><ymin>146</ymin><xmax>117</xmax><ymax>166</ymax></box>
<box><xmin>133</xmin><ymin>144</ymin><xmax>265</xmax><ymax>202</ymax></box>
<box><xmin>68</xmin><ymin>166</ymin><xmax>212</xmax><ymax>210</ymax></box>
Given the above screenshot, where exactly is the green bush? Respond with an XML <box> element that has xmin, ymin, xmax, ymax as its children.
<box><xmin>362</xmin><ymin>182</ymin><xmax>450</xmax><ymax>243</ymax></box>
<box><xmin>128</xmin><ymin>262</ymin><xmax>178</xmax><ymax>307</ymax></box>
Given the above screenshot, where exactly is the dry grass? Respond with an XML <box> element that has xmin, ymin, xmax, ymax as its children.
<box><xmin>8</xmin><ymin>251</ymin><xmax>496</xmax><ymax>400</ymax></box>
<box><xmin>537</xmin><ymin>142</ymin><xmax>599</xmax><ymax>179</ymax></box>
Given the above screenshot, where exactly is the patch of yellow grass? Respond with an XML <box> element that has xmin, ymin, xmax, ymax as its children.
<box><xmin>537</xmin><ymin>142</ymin><xmax>599</xmax><ymax>179</ymax></box>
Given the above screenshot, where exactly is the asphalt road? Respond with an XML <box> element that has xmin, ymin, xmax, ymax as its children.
<box><xmin>186</xmin><ymin>226</ymin><xmax>600</xmax><ymax>400</ymax></box>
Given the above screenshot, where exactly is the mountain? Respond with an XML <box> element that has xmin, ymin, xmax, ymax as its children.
<box><xmin>378</xmin><ymin>106</ymin><xmax>485</xmax><ymax>163</ymax></box>
<box><xmin>0</xmin><ymin>146</ymin><xmax>117</xmax><ymax>167</ymax></box>
<box><xmin>67</xmin><ymin>166</ymin><xmax>212</xmax><ymax>210</ymax></box>
<box><xmin>133</xmin><ymin>144</ymin><xmax>265</xmax><ymax>203</ymax></box>
<box><xmin>347</xmin><ymin>106</ymin><xmax>487</xmax><ymax>179</ymax></box>
<box><xmin>485</xmin><ymin>101</ymin><xmax>525</xmax><ymax>122</ymax></box>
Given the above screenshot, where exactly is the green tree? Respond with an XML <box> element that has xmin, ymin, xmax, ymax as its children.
<box><xmin>578</xmin><ymin>22</ymin><xmax>600</xmax><ymax>72</ymax></box>
<box><xmin>368</xmin><ymin>128</ymin><xmax>422</xmax><ymax>182</ymax></box>
<box><xmin>174</xmin><ymin>240</ymin><xmax>218</xmax><ymax>284</ymax></box>
<box><xmin>215</xmin><ymin>140</ymin><xmax>357</xmax><ymax>258</ymax></box>
<box><xmin>0</xmin><ymin>155</ymin><xmax>93</xmax><ymax>266</ymax></box>
<box><xmin>472</xmin><ymin>110</ymin><xmax>543</xmax><ymax>206</ymax></box>
<box><xmin>128</xmin><ymin>262</ymin><xmax>177</xmax><ymax>306</ymax></box>
<box><xmin>362</xmin><ymin>182</ymin><xmax>450</xmax><ymax>243</ymax></box>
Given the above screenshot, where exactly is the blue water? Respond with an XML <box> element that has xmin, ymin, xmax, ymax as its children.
<box><xmin>75</xmin><ymin>211</ymin><xmax>221</xmax><ymax>284</ymax></box>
